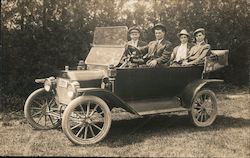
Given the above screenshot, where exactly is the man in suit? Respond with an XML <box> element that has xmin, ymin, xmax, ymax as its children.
<box><xmin>123</xmin><ymin>26</ymin><xmax>147</xmax><ymax>68</ymax></box>
<box><xmin>139</xmin><ymin>23</ymin><xmax>172</xmax><ymax>67</ymax></box>
<box><xmin>170</xmin><ymin>29</ymin><xmax>193</xmax><ymax>66</ymax></box>
<box><xmin>127</xmin><ymin>26</ymin><xmax>147</xmax><ymax>48</ymax></box>
<box><xmin>182</xmin><ymin>28</ymin><xmax>211</xmax><ymax>65</ymax></box>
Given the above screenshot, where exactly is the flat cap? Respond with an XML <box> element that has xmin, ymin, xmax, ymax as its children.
<box><xmin>128</xmin><ymin>26</ymin><xmax>141</xmax><ymax>34</ymax></box>
<box><xmin>152</xmin><ymin>23</ymin><xmax>166</xmax><ymax>32</ymax></box>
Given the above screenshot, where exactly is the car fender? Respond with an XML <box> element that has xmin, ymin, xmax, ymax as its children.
<box><xmin>181</xmin><ymin>79</ymin><xmax>223</xmax><ymax>108</ymax></box>
<box><xmin>77</xmin><ymin>88</ymin><xmax>139</xmax><ymax>115</ymax></box>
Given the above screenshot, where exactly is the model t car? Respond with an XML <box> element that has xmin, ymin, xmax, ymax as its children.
<box><xmin>24</xmin><ymin>26</ymin><xmax>228</xmax><ymax>145</ymax></box>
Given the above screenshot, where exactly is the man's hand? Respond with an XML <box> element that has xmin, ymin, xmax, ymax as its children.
<box><xmin>182</xmin><ymin>60</ymin><xmax>195</xmax><ymax>66</ymax></box>
<box><xmin>182</xmin><ymin>60</ymin><xmax>189</xmax><ymax>66</ymax></box>
<box><xmin>147</xmin><ymin>60</ymin><xmax>158</xmax><ymax>67</ymax></box>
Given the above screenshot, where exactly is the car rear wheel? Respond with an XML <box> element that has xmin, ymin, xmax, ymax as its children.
<box><xmin>24</xmin><ymin>88</ymin><xmax>61</xmax><ymax>129</ymax></box>
<box><xmin>189</xmin><ymin>89</ymin><xmax>218</xmax><ymax>127</ymax></box>
<box><xmin>62</xmin><ymin>96</ymin><xmax>111</xmax><ymax>145</ymax></box>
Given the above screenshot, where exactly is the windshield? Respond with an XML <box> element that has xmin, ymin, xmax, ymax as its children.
<box><xmin>93</xmin><ymin>26</ymin><xmax>128</xmax><ymax>46</ymax></box>
<box><xmin>85</xmin><ymin>26</ymin><xmax>128</xmax><ymax>66</ymax></box>
<box><xmin>85</xmin><ymin>47</ymin><xmax>125</xmax><ymax>66</ymax></box>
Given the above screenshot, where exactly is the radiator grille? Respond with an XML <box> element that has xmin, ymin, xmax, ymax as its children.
<box><xmin>56</xmin><ymin>78</ymin><xmax>72</xmax><ymax>105</ymax></box>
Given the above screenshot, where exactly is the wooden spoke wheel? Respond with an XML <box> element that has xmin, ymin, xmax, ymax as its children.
<box><xmin>62</xmin><ymin>96</ymin><xmax>111</xmax><ymax>145</ymax></box>
<box><xmin>24</xmin><ymin>88</ymin><xmax>61</xmax><ymax>129</ymax></box>
<box><xmin>189</xmin><ymin>89</ymin><xmax>218</xmax><ymax>127</ymax></box>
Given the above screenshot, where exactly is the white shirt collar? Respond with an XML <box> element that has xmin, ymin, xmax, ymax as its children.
<box><xmin>156</xmin><ymin>38</ymin><xmax>164</xmax><ymax>44</ymax></box>
<box><xmin>180</xmin><ymin>42</ymin><xmax>188</xmax><ymax>46</ymax></box>
<box><xmin>132</xmin><ymin>39</ymin><xmax>139</xmax><ymax>43</ymax></box>
<box><xmin>130</xmin><ymin>39</ymin><xmax>139</xmax><ymax>47</ymax></box>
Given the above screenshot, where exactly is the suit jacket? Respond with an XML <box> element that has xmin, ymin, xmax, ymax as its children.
<box><xmin>186</xmin><ymin>41</ymin><xmax>211</xmax><ymax>64</ymax></box>
<box><xmin>139</xmin><ymin>39</ymin><xmax>172</xmax><ymax>65</ymax></box>
<box><xmin>128</xmin><ymin>40</ymin><xmax>147</xmax><ymax>47</ymax></box>
<box><xmin>170</xmin><ymin>43</ymin><xmax>193</xmax><ymax>63</ymax></box>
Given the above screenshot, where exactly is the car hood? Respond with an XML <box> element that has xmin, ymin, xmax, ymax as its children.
<box><xmin>60</xmin><ymin>69</ymin><xmax>107</xmax><ymax>81</ymax></box>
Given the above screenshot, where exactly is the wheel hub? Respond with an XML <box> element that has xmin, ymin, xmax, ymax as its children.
<box><xmin>82</xmin><ymin>117</ymin><xmax>92</xmax><ymax>124</ymax></box>
<box><xmin>41</xmin><ymin>106</ymin><xmax>48</xmax><ymax>115</ymax></box>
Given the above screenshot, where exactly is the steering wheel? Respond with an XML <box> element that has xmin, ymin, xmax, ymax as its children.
<box><xmin>127</xmin><ymin>45</ymin><xmax>142</xmax><ymax>56</ymax></box>
<box><xmin>119</xmin><ymin>45</ymin><xmax>142</xmax><ymax>68</ymax></box>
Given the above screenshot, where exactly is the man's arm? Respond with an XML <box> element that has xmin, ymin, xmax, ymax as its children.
<box><xmin>138</xmin><ymin>44</ymin><xmax>149</xmax><ymax>55</ymax></box>
<box><xmin>170</xmin><ymin>46</ymin><xmax>177</xmax><ymax>64</ymax></box>
<box><xmin>155</xmin><ymin>42</ymin><xmax>172</xmax><ymax>64</ymax></box>
<box><xmin>187</xmin><ymin>44</ymin><xmax>211</xmax><ymax>64</ymax></box>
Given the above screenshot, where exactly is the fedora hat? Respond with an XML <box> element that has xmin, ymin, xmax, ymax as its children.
<box><xmin>128</xmin><ymin>26</ymin><xmax>141</xmax><ymax>34</ymax></box>
<box><xmin>152</xmin><ymin>23</ymin><xmax>166</xmax><ymax>32</ymax></box>
<box><xmin>193</xmin><ymin>28</ymin><xmax>205</xmax><ymax>36</ymax></box>
<box><xmin>177</xmin><ymin>29</ymin><xmax>190</xmax><ymax>37</ymax></box>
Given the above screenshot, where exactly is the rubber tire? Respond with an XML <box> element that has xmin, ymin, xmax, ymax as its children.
<box><xmin>24</xmin><ymin>88</ymin><xmax>60</xmax><ymax>130</ymax></box>
<box><xmin>189</xmin><ymin>89</ymin><xmax>218</xmax><ymax>127</ymax></box>
<box><xmin>62</xmin><ymin>96</ymin><xmax>112</xmax><ymax>145</ymax></box>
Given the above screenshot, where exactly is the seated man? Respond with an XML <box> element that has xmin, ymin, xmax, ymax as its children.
<box><xmin>170</xmin><ymin>29</ymin><xmax>193</xmax><ymax>66</ymax></box>
<box><xmin>139</xmin><ymin>23</ymin><xmax>172</xmax><ymax>67</ymax></box>
<box><xmin>127</xmin><ymin>26</ymin><xmax>147</xmax><ymax>48</ymax></box>
<box><xmin>182</xmin><ymin>28</ymin><xmax>211</xmax><ymax>66</ymax></box>
<box><xmin>120</xmin><ymin>26</ymin><xmax>147</xmax><ymax>68</ymax></box>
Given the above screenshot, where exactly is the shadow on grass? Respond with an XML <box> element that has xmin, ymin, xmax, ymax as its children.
<box><xmin>100</xmin><ymin>114</ymin><xmax>250</xmax><ymax>147</ymax></box>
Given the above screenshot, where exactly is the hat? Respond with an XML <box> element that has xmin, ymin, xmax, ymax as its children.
<box><xmin>128</xmin><ymin>26</ymin><xmax>141</xmax><ymax>34</ymax></box>
<box><xmin>152</xmin><ymin>23</ymin><xmax>166</xmax><ymax>32</ymax></box>
<box><xmin>193</xmin><ymin>28</ymin><xmax>205</xmax><ymax>36</ymax></box>
<box><xmin>177</xmin><ymin>29</ymin><xmax>190</xmax><ymax>37</ymax></box>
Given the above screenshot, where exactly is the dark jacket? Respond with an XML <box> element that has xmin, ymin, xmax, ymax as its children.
<box><xmin>139</xmin><ymin>39</ymin><xmax>172</xmax><ymax>65</ymax></box>
<box><xmin>127</xmin><ymin>40</ymin><xmax>147</xmax><ymax>47</ymax></box>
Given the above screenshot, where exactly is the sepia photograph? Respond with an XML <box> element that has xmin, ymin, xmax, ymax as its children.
<box><xmin>0</xmin><ymin>0</ymin><xmax>249</xmax><ymax>157</ymax></box>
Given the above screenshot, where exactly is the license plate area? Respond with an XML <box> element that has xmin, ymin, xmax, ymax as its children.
<box><xmin>58</xmin><ymin>78</ymin><xmax>68</xmax><ymax>88</ymax></box>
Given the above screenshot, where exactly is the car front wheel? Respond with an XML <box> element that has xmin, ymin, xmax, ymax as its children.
<box><xmin>24</xmin><ymin>88</ymin><xmax>61</xmax><ymax>129</ymax></box>
<box><xmin>62</xmin><ymin>96</ymin><xmax>111</xmax><ymax>145</ymax></box>
<box><xmin>189</xmin><ymin>89</ymin><xmax>218</xmax><ymax>127</ymax></box>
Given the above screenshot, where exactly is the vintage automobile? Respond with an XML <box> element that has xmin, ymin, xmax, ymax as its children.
<box><xmin>24</xmin><ymin>26</ymin><xmax>229</xmax><ymax>145</ymax></box>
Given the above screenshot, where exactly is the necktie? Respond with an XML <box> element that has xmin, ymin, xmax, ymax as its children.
<box><xmin>154</xmin><ymin>41</ymin><xmax>159</xmax><ymax>53</ymax></box>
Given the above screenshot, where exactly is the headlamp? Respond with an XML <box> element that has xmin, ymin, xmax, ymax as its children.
<box><xmin>67</xmin><ymin>81</ymin><xmax>80</xmax><ymax>99</ymax></box>
<box><xmin>44</xmin><ymin>77</ymin><xmax>55</xmax><ymax>92</ymax></box>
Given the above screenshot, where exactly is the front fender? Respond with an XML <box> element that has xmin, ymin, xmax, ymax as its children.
<box><xmin>77</xmin><ymin>88</ymin><xmax>139</xmax><ymax>115</ymax></box>
<box><xmin>35</xmin><ymin>78</ymin><xmax>46</xmax><ymax>83</ymax></box>
<box><xmin>181</xmin><ymin>79</ymin><xmax>223</xmax><ymax>108</ymax></box>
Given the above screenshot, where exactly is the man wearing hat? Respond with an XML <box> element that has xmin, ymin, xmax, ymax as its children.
<box><xmin>182</xmin><ymin>28</ymin><xmax>211</xmax><ymax>65</ymax></box>
<box><xmin>127</xmin><ymin>26</ymin><xmax>147</xmax><ymax>48</ymax></box>
<box><xmin>170</xmin><ymin>29</ymin><xmax>193</xmax><ymax>66</ymax></box>
<box><xmin>123</xmin><ymin>26</ymin><xmax>147</xmax><ymax>68</ymax></box>
<box><xmin>139</xmin><ymin>23</ymin><xmax>172</xmax><ymax>67</ymax></box>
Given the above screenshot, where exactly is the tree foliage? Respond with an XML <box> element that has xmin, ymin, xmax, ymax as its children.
<box><xmin>1</xmin><ymin>0</ymin><xmax>249</xmax><ymax>97</ymax></box>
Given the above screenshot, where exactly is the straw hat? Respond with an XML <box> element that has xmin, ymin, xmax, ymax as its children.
<box><xmin>177</xmin><ymin>29</ymin><xmax>190</xmax><ymax>38</ymax></box>
<box><xmin>193</xmin><ymin>28</ymin><xmax>205</xmax><ymax>36</ymax></box>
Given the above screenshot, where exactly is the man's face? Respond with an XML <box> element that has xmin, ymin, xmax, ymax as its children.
<box><xmin>155</xmin><ymin>29</ymin><xmax>165</xmax><ymax>40</ymax></box>
<box><xmin>195</xmin><ymin>32</ymin><xmax>205</xmax><ymax>43</ymax></box>
<box><xmin>129</xmin><ymin>32</ymin><xmax>140</xmax><ymax>41</ymax></box>
<box><xmin>179</xmin><ymin>35</ymin><xmax>188</xmax><ymax>44</ymax></box>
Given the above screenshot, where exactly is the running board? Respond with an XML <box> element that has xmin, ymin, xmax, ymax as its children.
<box><xmin>127</xmin><ymin>97</ymin><xmax>188</xmax><ymax>116</ymax></box>
<box><xmin>138</xmin><ymin>107</ymin><xmax>188</xmax><ymax>116</ymax></box>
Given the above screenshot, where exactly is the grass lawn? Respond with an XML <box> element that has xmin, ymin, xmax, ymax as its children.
<box><xmin>0</xmin><ymin>87</ymin><xmax>249</xmax><ymax>157</ymax></box>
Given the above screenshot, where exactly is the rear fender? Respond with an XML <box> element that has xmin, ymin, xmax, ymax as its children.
<box><xmin>77</xmin><ymin>88</ymin><xmax>139</xmax><ymax>115</ymax></box>
<box><xmin>181</xmin><ymin>79</ymin><xmax>223</xmax><ymax>108</ymax></box>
